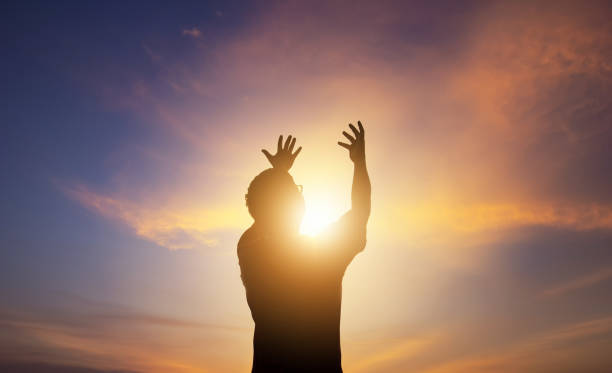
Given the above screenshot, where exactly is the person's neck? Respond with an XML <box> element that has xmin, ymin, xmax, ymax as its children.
<box><xmin>253</xmin><ymin>221</ymin><xmax>299</xmax><ymax>242</ymax></box>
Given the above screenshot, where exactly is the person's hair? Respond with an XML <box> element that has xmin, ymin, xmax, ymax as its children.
<box><xmin>245</xmin><ymin>168</ymin><xmax>300</xmax><ymax>221</ymax></box>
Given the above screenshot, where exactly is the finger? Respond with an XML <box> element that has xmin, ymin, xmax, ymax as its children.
<box><xmin>292</xmin><ymin>146</ymin><xmax>302</xmax><ymax>159</ymax></box>
<box><xmin>342</xmin><ymin>131</ymin><xmax>355</xmax><ymax>143</ymax></box>
<box><xmin>277</xmin><ymin>135</ymin><xmax>283</xmax><ymax>153</ymax></box>
<box><xmin>338</xmin><ymin>141</ymin><xmax>351</xmax><ymax>150</ymax></box>
<box><xmin>262</xmin><ymin>149</ymin><xmax>273</xmax><ymax>162</ymax></box>
<box><xmin>358</xmin><ymin>120</ymin><xmax>364</xmax><ymax>135</ymax></box>
<box><xmin>289</xmin><ymin>137</ymin><xmax>296</xmax><ymax>152</ymax></box>
<box><xmin>284</xmin><ymin>135</ymin><xmax>292</xmax><ymax>151</ymax></box>
<box><xmin>349</xmin><ymin>123</ymin><xmax>359</xmax><ymax>138</ymax></box>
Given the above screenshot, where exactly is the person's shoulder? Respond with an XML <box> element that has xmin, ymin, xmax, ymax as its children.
<box><xmin>315</xmin><ymin>211</ymin><xmax>367</xmax><ymax>252</ymax></box>
<box><xmin>238</xmin><ymin>226</ymin><xmax>259</xmax><ymax>254</ymax></box>
<box><xmin>317</xmin><ymin>211</ymin><xmax>355</xmax><ymax>240</ymax></box>
<box><xmin>238</xmin><ymin>227</ymin><xmax>253</xmax><ymax>247</ymax></box>
<box><xmin>237</xmin><ymin>227</ymin><xmax>253</xmax><ymax>253</ymax></box>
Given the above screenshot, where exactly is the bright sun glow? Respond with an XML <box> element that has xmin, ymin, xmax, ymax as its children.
<box><xmin>300</xmin><ymin>199</ymin><xmax>339</xmax><ymax>236</ymax></box>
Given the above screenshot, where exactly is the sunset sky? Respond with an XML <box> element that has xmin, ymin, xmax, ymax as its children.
<box><xmin>2</xmin><ymin>1</ymin><xmax>612</xmax><ymax>372</ymax></box>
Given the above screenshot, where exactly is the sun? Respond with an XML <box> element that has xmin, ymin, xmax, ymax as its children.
<box><xmin>300</xmin><ymin>198</ymin><xmax>339</xmax><ymax>236</ymax></box>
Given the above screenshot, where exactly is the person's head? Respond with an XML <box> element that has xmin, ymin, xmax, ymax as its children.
<box><xmin>245</xmin><ymin>168</ymin><xmax>305</xmax><ymax>234</ymax></box>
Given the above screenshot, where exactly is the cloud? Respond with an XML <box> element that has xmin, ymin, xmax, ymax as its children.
<box><xmin>67</xmin><ymin>0</ymin><xmax>612</xmax><ymax>254</ymax></box>
<box><xmin>341</xmin><ymin>313</ymin><xmax>612</xmax><ymax>373</ymax></box>
<box><xmin>0</xmin><ymin>296</ymin><xmax>248</xmax><ymax>373</ymax></box>
<box><xmin>141</xmin><ymin>44</ymin><xmax>161</xmax><ymax>62</ymax></box>
<box><xmin>347</xmin><ymin>333</ymin><xmax>441</xmax><ymax>373</ymax></box>
<box><xmin>62</xmin><ymin>184</ymin><xmax>245</xmax><ymax>250</ymax></box>
<box><xmin>445</xmin><ymin>1</ymin><xmax>612</xmax><ymax>203</ymax></box>
<box><xmin>420</xmin><ymin>316</ymin><xmax>612</xmax><ymax>373</ymax></box>
<box><xmin>181</xmin><ymin>27</ymin><xmax>201</xmax><ymax>39</ymax></box>
<box><xmin>0</xmin><ymin>362</ymin><xmax>139</xmax><ymax>373</ymax></box>
<box><xmin>395</xmin><ymin>201</ymin><xmax>612</xmax><ymax>233</ymax></box>
<box><xmin>542</xmin><ymin>267</ymin><xmax>612</xmax><ymax>297</ymax></box>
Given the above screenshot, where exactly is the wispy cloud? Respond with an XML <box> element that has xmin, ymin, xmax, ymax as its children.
<box><xmin>394</xmin><ymin>202</ymin><xmax>612</xmax><ymax>234</ymax></box>
<box><xmin>62</xmin><ymin>184</ymin><xmax>245</xmax><ymax>250</ymax></box>
<box><xmin>347</xmin><ymin>333</ymin><xmax>440</xmax><ymax>373</ymax></box>
<box><xmin>0</xmin><ymin>296</ymin><xmax>248</xmax><ymax>373</ymax></box>
<box><xmin>341</xmin><ymin>314</ymin><xmax>612</xmax><ymax>373</ymax></box>
<box><xmin>0</xmin><ymin>362</ymin><xmax>139</xmax><ymax>373</ymax></box>
<box><xmin>141</xmin><ymin>44</ymin><xmax>161</xmax><ymax>62</ymax></box>
<box><xmin>181</xmin><ymin>27</ymin><xmax>201</xmax><ymax>39</ymax></box>
<box><xmin>542</xmin><ymin>267</ymin><xmax>612</xmax><ymax>297</ymax></box>
<box><xmin>420</xmin><ymin>316</ymin><xmax>612</xmax><ymax>373</ymax></box>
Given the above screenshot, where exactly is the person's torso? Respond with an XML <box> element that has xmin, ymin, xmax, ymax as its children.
<box><xmin>238</xmin><ymin>229</ymin><xmax>345</xmax><ymax>372</ymax></box>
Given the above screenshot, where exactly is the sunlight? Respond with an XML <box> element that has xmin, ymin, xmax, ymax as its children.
<box><xmin>300</xmin><ymin>199</ymin><xmax>338</xmax><ymax>236</ymax></box>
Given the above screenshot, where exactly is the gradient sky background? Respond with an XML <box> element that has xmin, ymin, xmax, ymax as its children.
<box><xmin>2</xmin><ymin>1</ymin><xmax>612</xmax><ymax>372</ymax></box>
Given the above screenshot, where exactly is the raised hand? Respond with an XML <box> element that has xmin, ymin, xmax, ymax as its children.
<box><xmin>338</xmin><ymin>121</ymin><xmax>366</xmax><ymax>164</ymax></box>
<box><xmin>262</xmin><ymin>135</ymin><xmax>302</xmax><ymax>171</ymax></box>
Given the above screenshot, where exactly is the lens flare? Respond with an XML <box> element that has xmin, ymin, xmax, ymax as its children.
<box><xmin>300</xmin><ymin>198</ymin><xmax>338</xmax><ymax>236</ymax></box>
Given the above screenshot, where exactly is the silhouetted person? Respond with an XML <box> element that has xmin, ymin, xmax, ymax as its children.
<box><xmin>238</xmin><ymin>122</ymin><xmax>371</xmax><ymax>373</ymax></box>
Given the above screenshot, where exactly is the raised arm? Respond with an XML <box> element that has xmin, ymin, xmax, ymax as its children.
<box><xmin>338</xmin><ymin>121</ymin><xmax>371</xmax><ymax>224</ymax></box>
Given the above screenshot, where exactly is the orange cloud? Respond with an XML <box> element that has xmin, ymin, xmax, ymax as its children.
<box><xmin>421</xmin><ymin>316</ymin><xmax>612</xmax><ymax>373</ymax></box>
<box><xmin>0</xmin><ymin>302</ymin><xmax>250</xmax><ymax>373</ymax></box>
<box><xmin>346</xmin><ymin>333</ymin><xmax>441</xmax><ymax>373</ymax></box>
<box><xmin>393</xmin><ymin>201</ymin><xmax>612</xmax><ymax>233</ymax></box>
<box><xmin>63</xmin><ymin>184</ymin><xmax>247</xmax><ymax>250</ymax></box>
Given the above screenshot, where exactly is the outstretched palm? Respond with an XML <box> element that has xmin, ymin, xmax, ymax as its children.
<box><xmin>262</xmin><ymin>135</ymin><xmax>302</xmax><ymax>171</ymax></box>
<box><xmin>338</xmin><ymin>121</ymin><xmax>365</xmax><ymax>164</ymax></box>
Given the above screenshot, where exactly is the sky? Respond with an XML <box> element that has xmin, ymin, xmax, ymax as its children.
<box><xmin>1</xmin><ymin>0</ymin><xmax>612</xmax><ymax>372</ymax></box>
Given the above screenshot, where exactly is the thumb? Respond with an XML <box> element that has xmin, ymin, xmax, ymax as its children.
<box><xmin>262</xmin><ymin>149</ymin><xmax>273</xmax><ymax>162</ymax></box>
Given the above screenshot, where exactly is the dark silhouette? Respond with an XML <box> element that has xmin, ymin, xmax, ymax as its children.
<box><xmin>238</xmin><ymin>122</ymin><xmax>371</xmax><ymax>372</ymax></box>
